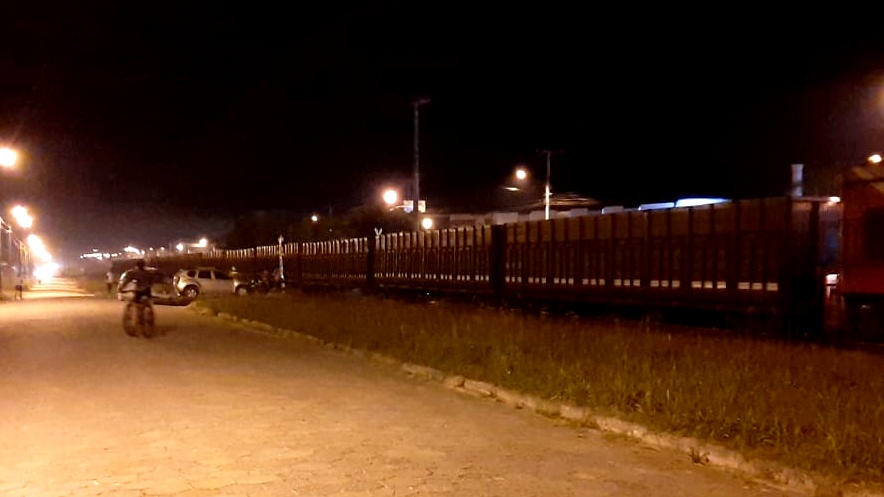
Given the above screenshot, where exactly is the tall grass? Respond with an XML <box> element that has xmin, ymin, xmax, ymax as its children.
<box><xmin>198</xmin><ymin>291</ymin><xmax>884</xmax><ymax>482</ymax></box>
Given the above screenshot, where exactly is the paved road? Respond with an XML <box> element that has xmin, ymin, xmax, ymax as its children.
<box><xmin>0</xmin><ymin>291</ymin><xmax>805</xmax><ymax>496</ymax></box>
<box><xmin>17</xmin><ymin>278</ymin><xmax>93</xmax><ymax>300</ymax></box>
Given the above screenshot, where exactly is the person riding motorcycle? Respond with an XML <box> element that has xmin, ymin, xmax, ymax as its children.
<box><xmin>119</xmin><ymin>260</ymin><xmax>153</xmax><ymax>302</ymax></box>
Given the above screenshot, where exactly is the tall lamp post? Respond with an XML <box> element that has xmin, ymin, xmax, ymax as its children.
<box><xmin>277</xmin><ymin>234</ymin><xmax>285</xmax><ymax>288</ymax></box>
<box><xmin>413</xmin><ymin>97</ymin><xmax>431</xmax><ymax>231</ymax></box>
<box><xmin>537</xmin><ymin>149</ymin><xmax>562</xmax><ymax>221</ymax></box>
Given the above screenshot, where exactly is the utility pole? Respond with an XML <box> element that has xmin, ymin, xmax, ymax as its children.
<box><xmin>537</xmin><ymin>149</ymin><xmax>563</xmax><ymax>220</ymax></box>
<box><xmin>413</xmin><ymin>97</ymin><xmax>431</xmax><ymax>231</ymax></box>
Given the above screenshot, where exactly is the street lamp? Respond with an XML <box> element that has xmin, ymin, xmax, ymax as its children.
<box><xmin>0</xmin><ymin>147</ymin><xmax>17</xmax><ymax>168</ymax></box>
<box><xmin>8</xmin><ymin>205</ymin><xmax>33</xmax><ymax>280</ymax></box>
<box><xmin>503</xmin><ymin>167</ymin><xmax>530</xmax><ymax>192</ymax></box>
<box><xmin>537</xmin><ymin>150</ymin><xmax>562</xmax><ymax>221</ymax></box>
<box><xmin>11</xmin><ymin>205</ymin><xmax>32</xmax><ymax>228</ymax></box>
<box><xmin>413</xmin><ymin>97</ymin><xmax>431</xmax><ymax>231</ymax></box>
<box><xmin>382</xmin><ymin>188</ymin><xmax>399</xmax><ymax>207</ymax></box>
<box><xmin>277</xmin><ymin>234</ymin><xmax>285</xmax><ymax>287</ymax></box>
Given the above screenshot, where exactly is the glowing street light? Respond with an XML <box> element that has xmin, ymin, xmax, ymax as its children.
<box><xmin>0</xmin><ymin>147</ymin><xmax>17</xmax><ymax>168</ymax></box>
<box><xmin>504</xmin><ymin>166</ymin><xmax>530</xmax><ymax>192</ymax></box>
<box><xmin>11</xmin><ymin>205</ymin><xmax>33</xmax><ymax>229</ymax></box>
<box><xmin>176</xmin><ymin>243</ymin><xmax>185</xmax><ymax>252</ymax></box>
<box><xmin>421</xmin><ymin>217</ymin><xmax>434</xmax><ymax>230</ymax></box>
<box><xmin>26</xmin><ymin>234</ymin><xmax>52</xmax><ymax>262</ymax></box>
<box><xmin>311</xmin><ymin>214</ymin><xmax>319</xmax><ymax>222</ymax></box>
<box><xmin>382</xmin><ymin>188</ymin><xmax>399</xmax><ymax>206</ymax></box>
<box><xmin>197</xmin><ymin>237</ymin><xmax>208</xmax><ymax>248</ymax></box>
<box><xmin>869</xmin><ymin>154</ymin><xmax>882</xmax><ymax>164</ymax></box>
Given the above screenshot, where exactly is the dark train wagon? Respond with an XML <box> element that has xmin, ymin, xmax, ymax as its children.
<box><xmin>147</xmin><ymin>195</ymin><xmax>840</xmax><ymax>339</ymax></box>
<box><xmin>839</xmin><ymin>160</ymin><xmax>884</xmax><ymax>341</ymax></box>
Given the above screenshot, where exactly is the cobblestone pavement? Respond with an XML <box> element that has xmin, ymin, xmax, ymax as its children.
<box><xmin>0</xmin><ymin>298</ymin><xmax>807</xmax><ymax>496</ymax></box>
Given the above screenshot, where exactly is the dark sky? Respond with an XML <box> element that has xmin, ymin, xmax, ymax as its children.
<box><xmin>1</xmin><ymin>4</ymin><xmax>884</xmax><ymax>261</ymax></box>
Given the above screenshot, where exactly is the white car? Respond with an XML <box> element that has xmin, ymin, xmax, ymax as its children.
<box><xmin>173</xmin><ymin>267</ymin><xmax>251</xmax><ymax>299</ymax></box>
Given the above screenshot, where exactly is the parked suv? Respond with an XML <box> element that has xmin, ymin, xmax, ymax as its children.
<box><xmin>173</xmin><ymin>267</ymin><xmax>251</xmax><ymax>299</ymax></box>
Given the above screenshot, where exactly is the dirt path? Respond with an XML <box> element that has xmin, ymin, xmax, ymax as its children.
<box><xmin>0</xmin><ymin>298</ymin><xmax>806</xmax><ymax>496</ymax></box>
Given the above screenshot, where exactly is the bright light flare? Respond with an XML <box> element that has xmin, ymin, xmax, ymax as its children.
<box><xmin>197</xmin><ymin>238</ymin><xmax>208</xmax><ymax>247</ymax></box>
<box><xmin>311</xmin><ymin>214</ymin><xmax>319</xmax><ymax>222</ymax></box>
<box><xmin>869</xmin><ymin>154</ymin><xmax>882</xmax><ymax>164</ymax></box>
<box><xmin>10</xmin><ymin>205</ymin><xmax>32</xmax><ymax>228</ymax></box>
<box><xmin>176</xmin><ymin>243</ymin><xmax>184</xmax><ymax>251</ymax></box>
<box><xmin>421</xmin><ymin>217</ymin><xmax>434</xmax><ymax>230</ymax></box>
<box><xmin>0</xmin><ymin>147</ymin><xmax>17</xmax><ymax>168</ymax></box>
<box><xmin>382</xmin><ymin>189</ymin><xmax>399</xmax><ymax>206</ymax></box>
<box><xmin>674</xmin><ymin>198</ymin><xmax>730</xmax><ymax>208</ymax></box>
<box><xmin>26</xmin><ymin>234</ymin><xmax>52</xmax><ymax>263</ymax></box>
<box><xmin>34</xmin><ymin>262</ymin><xmax>60</xmax><ymax>281</ymax></box>
<box><xmin>514</xmin><ymin>168</ymin><xmax>528</xmax><ymax>180</ymax></box>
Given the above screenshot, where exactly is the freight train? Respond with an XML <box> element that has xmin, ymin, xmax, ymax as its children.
<box><xmin>140</xmin><ymin>161</ymin><xmax>884</xmax><ymax>342</ymax></box>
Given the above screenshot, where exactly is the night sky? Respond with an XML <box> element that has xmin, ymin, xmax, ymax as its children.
<box><xmin>2</xmin><ymin>4</ymin><xmax>884</xmax><ymax>262</ymax></box>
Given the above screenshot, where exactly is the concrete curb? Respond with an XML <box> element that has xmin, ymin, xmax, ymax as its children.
<box><xmin>190</xmin><ymin>303</ymin><xmax>883</xmax><ymax>497</ymax></box>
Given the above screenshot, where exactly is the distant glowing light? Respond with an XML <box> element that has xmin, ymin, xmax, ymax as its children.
<box><xmin>11</xmin><ymin>205</ymin><xmax>33</xmax><ymax>228</ymax></box>
<box><xmin>34</xmin><ymin>262</ymin><xmax>60</xmax><ymax>280</ymax></box>
<box><xmin>26</xmin><ymin>234</ymin><xmax>52</xmax><ymax>262</ymax></box>
<box><xmin>0</xmin><ymin>147</ymin><xmax>17</xmax><ymax>168</ymax></box>
<box><xmin>515</xmin><ymin>168</ymin><xmax>528</xmax><ymax>180</ymax></box>
<box><xmin>421</xmin><ymin>217</ymin><xmax>434</xmax><ymax>230</ymax></box>
<box><xmin>674</xmin><ymin>198</ymin><xmax>730</xmax><ymax>208</ymax></box>
<box><xmin>311</xmin><ymin>214</ymin><xmax>319</xmax><ymax>222</ymax></box>
<box><xmin>382</xmin><ymin>189</ymin><xmax>399</xmax><ymax>206</ymax></box>
<box><xmin>638</xmin><ymin>202</ymin><xmax>676</xmax><ymax>211</ymax></box>
<box><xmin>828</xmin><ymin>196</ymin><xmax>841</xmax><ymax>204</ymax></box>
<box><xmin>197</xmin><ymin>238</ymin><xmax>208</xmax><ymax>247</ymax></box>
<box><xmin>176</xmin><ymin>243</ymin><xmax>184</xmax><ymax>252</ymax></box>
<box><xmin>869</xmin><ymin>154</ymin><xmax>882</xmax><ymax>164</ymax></box>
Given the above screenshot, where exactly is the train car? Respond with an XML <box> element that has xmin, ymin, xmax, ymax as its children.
<box><xmin>149</xmin><ymin>195</ymin><xmax>842</xmax><ymax>339</ymax></box>
<box><xmin>838</xmin><ymin>158</ymin><xmax>884</xmax><ymax>341</ymax></box>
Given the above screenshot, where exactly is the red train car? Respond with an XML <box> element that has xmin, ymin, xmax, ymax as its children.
<box><xmin>838</xmin><ymin>159</ymin><xmax>884</xmax><ymax>340</ymax></box>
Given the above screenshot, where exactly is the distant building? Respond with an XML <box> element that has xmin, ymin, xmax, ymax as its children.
<box><xmin>439</xmin><ymin>192</ymin><xmax>600</xmax><ymax>228</ymax></box>
<box><xmin>428</xmin><ymin>195</ymin><xmax>731</xmax><ymax>230</ymax></box>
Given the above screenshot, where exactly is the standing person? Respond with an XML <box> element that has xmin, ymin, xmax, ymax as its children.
<box><xmin>106</xmin><ymin>270</ymin><xmax>116</xmax><ymax>295</ymax></box>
